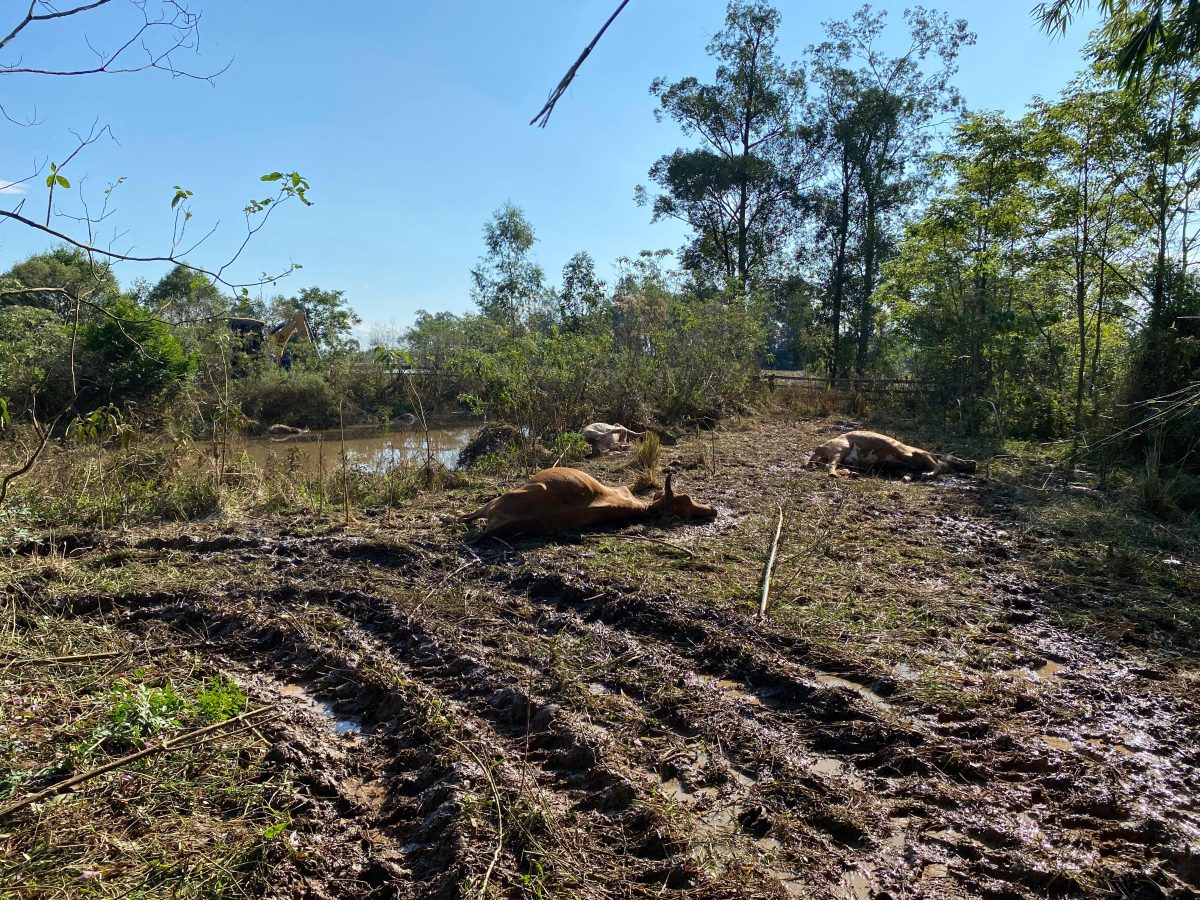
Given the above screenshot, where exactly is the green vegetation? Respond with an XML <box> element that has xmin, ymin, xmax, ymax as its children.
<box><xmin>0</xmin><ymin>563</ymin><xmax>288</xmax><ymax>898</ymax></box>
<box><xmin>2</xmin><ymin>1</ymin><xmax>1192</xmax><ymax>538</ymax></box>
<box><xmin>3</xmin><ymin>3</ymin><xmax>1200</xmax><ymax>897</ymax></box>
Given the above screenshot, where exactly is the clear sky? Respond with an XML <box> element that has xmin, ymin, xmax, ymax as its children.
<box><xmin>1</xmin><ymin>1</ymin><xmax>1101</xmax><ymax>340</ymax></box>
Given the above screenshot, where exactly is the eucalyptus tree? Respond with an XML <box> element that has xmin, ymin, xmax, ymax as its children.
<box><xmin>810</xmin><ymin>5</ymin><xmax>974</xmax><ymax>378</ymax></box>
<box><xmin>470</xmin><ymin>203</ymin><xmax>547</xmax><ymax>330</ymax></box>
<box><xmin>638</xmin><ymin>1</ymin><xmax>813</xmax><ymax>292</ymax></box>
<box><xmin>557</xmin><ymin>251</ymin><xmax>608</xmax><ymax>329</ymax></box>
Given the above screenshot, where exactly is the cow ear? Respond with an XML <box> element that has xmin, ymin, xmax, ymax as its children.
<box><xmin>664</xmin><ymin>473</ymin><xmax>674</xmax><ymax>497</ymax></box>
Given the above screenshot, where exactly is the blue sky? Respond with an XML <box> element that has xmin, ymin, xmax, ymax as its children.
<box><xmin>1</xmin><ymin>1</ymin><xmax>1100</xmax><ymax>339</ymax></box>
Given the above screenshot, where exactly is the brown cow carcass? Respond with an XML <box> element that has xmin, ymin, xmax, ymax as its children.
<box><xmin>460</xmin><ymin>467</ymin><xmax>716</xmax><ymax>537</ymax></box>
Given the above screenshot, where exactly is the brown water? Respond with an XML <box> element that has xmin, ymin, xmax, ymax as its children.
<box><xmin>217</xmin><ymin>420</ymin><xmax>477</xmax><ymax>474</ymax></box>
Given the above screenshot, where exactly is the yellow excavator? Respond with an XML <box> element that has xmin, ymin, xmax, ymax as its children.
<box><xmin>226</xmin><ymin>309</ymin><xmax>316</xmax><ymax>360</ymax></box>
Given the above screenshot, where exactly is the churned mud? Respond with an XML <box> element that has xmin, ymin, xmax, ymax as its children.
<box><xmin>6</xmin><ymin>416</ymin><xmax>1199</xmax><ymax>898</ymax></box>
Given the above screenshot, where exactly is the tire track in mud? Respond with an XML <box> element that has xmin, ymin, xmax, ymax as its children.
<box><xmin>67</xmin><ymin>587</ymin><xmax>472</xmax><ymax>900</ymax></box>
<box><xmin>77</xmin><ymin>576</ymin><xmax>783</xmax><ymax>896</ymax></box>
<box><xmin>63</xmin><ymin>529</ymin><xmax>1200</xmax><ymax>898</ymax></box>
<box><xmin>357</xmin><ymin>537</ymin><xmax>1200</xmax><ymax>898</ymax></box>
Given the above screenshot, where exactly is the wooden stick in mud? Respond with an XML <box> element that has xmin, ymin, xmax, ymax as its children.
<box><xmin>0</xmin><ymin>707</ymin><xmax>280</xmax><ymax>820</ymax></box>
<box><xmin>339</xmin><ymin>399</ymin><xmax>350</xmax><ymax>526</ymax></box>
<box><xmin>757</xmin><ymin>505</ymin><xmax>784</xmax><ymax>620</ymax></box>
<box><xmin>7</xmin><ymin>641</ymin><xmax>213</xmax><ymax>667</ymax></box>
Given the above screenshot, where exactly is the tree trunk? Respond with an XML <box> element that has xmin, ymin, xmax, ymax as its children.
<box><xmin>1072</xmin><ymin>132</ymin><xmax>1092</xmax><ymax>462</ymax></box>
<box><xmin>829</xmin><ymin>149</ymin><xmax>852</xmax><ymax>383</ymax></box>
<box><xmin>855</xmin><ymin>188</ymin><xmax>878</xmax><ymax>379</ymax></box>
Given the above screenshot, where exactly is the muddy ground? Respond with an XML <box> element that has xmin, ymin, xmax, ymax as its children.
<box><xmin>4</xmin><ymin>415</ymin><xmax>1199</xmax><ymax>898</ymax></box>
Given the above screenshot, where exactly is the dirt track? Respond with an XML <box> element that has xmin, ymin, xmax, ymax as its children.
<box><xmin>17</xmin><ymin>417</ymin><xmax>1200</xmax><ymax>898</ymax></box>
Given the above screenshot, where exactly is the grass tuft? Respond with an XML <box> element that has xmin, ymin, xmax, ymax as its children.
<box><xmin>634</xmin><ymin>431</ymin><xmax>661</xmax><ymax>471</ymax></box>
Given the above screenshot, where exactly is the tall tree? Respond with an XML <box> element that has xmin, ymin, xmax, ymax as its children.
<box><xmin>1032</xmin><ymin>89</ymin><xmax>1136</xmax><ymax>453</ymax></box>
<box><xmin>146</xmin><ymin>264</ymin><xmax>226</xmax><ymax>324</ymax></box>
<box><xmin>1</xmin><ymin>247</ymin><xmax>119</xmax><ymax>320</ymax></box>
<box><xmin>639</xmin><ymin>0</ymin><xmax>811</xmax><ymax>291</ymax></box>
<box><xmin>558</xmin><ymin>251</ymin><xmax>607</xmax><ymax>328</ymax></box>
<box><xmin>471</xmin><ymin>203</ymin><xmax>546</xmax><ymax>329</ymax></box>
<box><xmin>811</xmin><ymin>6</ymin><xmax>974</xmax><ymax>377</ymax></box>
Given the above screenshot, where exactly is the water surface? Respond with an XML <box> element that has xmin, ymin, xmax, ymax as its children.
<box><xmin>222</xmin><ymin>419</ymin><xmax>477</xmax><ymax>474</ymax></box>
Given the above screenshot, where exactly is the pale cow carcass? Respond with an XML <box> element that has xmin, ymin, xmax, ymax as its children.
<box><xmin>581</xmin><ymin>422</ymin><xmax>644</xmax><ymax>457</ymax></box>
<box><xmin>808</xmin><ymin>430</ymin><xmax>976</xmax><ymax>480</ymax></box>
<box><xmin>459</xmin><ymin>467</ymin><xmax>716</xmax><ymax>537</ymax></box>
<box><xmin>266</xmin><ymin>424</ymin><xmax>309</xmax><ymax>436</ymax></box>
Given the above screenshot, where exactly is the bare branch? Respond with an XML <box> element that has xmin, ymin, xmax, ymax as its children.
<box><xmin>0</xmin><ymin>207</ymin><xmax>299</xmax><ymax>291</ymax></box>
<box><xmin>0</xmin><ymin>1</ymin><xmax>229</xmax><ymax>83</ymax></box>
<box><xmin>1</xmin><ymin>0</ymin><xmax>117</xmax><ymax>53</ymax></box>
<box><xmin>0</xmin><ymin>100</ymin><xmax>41</xmax><ymax>126</ymax></box>
<box><xmin>530</xmin><ymin>0</ymin><xmax>631</xmax><ymax>128</ymax></box>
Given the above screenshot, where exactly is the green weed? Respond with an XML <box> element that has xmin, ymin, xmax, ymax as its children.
<box><xmin>96</xmin><ymin>682</ymin><xmax>186</xmax><ymax>748</ymax></box>
<box><xmin>195</xmin><ymin>675</ymin><xmax>248</xmax><ymax>724</ymax></box>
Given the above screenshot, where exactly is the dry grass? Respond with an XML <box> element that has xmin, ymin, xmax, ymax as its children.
<box><xmin>634</xmin><ymin>431</ymin><xmax>661</xmax><ymax>470</ymax></box>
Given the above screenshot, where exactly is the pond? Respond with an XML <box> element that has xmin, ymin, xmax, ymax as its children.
<box><xmin>217</xmin><ymin>419</ymin><xmax>479</xmax><ymax>474</ymax></box>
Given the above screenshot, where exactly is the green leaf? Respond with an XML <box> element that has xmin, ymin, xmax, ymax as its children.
<box><xmin>55</xmin><ymin>175</ymin><xmax>70</xmax><ymax>189</ymax></box>
<box><xmin>45</xmin><ymin>173</ymin><xmax>55</xmax><ymax>187</ymax></box>
<box><xmin>260</xmin><ymin>172</ymin><xmax>284</xmax><ymax>182</ymax></box>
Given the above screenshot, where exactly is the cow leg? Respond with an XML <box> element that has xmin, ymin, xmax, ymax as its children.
<box><xmin>460</xmin><ymin>498</ymin><xmax>498</xmax><ymax>524</ymax></box>
<box><xmin>826</xmin><ymin>445</ymin><xmax>855</xmax><ymax>477</ymax></box>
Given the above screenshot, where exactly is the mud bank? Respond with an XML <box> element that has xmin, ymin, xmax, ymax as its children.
<box><xmin>5</xmin><ymin>417</ymin><xmax>1199</xmax><ymax>898</ymax></box>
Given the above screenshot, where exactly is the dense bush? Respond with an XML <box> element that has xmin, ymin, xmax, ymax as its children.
<box><xmin>0</xmin><ymin>306</ymin><xmax>74</xmax><ymax>416</ymax></box>
<box><xmin>82</xmin><ymin>297</ymin><xmax>195</xmax><ymax>409</ymax></box>
<box><xmin>239</xmin><ymin>371</ymin><xmax>341</xmax><ymax>431</ymax></box>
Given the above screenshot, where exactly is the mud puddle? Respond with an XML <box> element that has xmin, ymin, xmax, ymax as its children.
<box><xmin>210</xmin><ymin>418</ymin><xmax>478</xmax><ymax>473</ymax></box>
<box><xmin>814</xmin><ymin>673</ymin><xmax>893</xmax><ymax>709</ymax></box>
<box><xmin>276</xmin><ymin>681</ymin><xmax>365</xmax><ymax>735</ymax></box>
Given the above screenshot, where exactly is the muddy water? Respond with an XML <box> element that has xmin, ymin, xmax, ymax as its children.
<box><xmin>278</xmin><ymin>682</ymin><xmax>364</xmax><ymax>735</ymax></box>
<box><xmin>218</xmin><ymin>420</ymin><xmax>477</xmax><ymax>473</ymax></box>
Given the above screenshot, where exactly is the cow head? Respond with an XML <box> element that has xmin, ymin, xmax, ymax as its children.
<box><xmin>939</xmin><ymin>454</ymin><xmax>977</xmax><ymax>475</ymax></box>
<box><xmin>650</xmin><ymin>473</ymin><xmax>718</xmax><ymax>520</ymax></box>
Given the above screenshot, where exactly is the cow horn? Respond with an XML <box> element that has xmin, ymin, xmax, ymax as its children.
<box><xmin>664</xmin><ymin>472</ymin><xmax>674</xmax><ymax>496</ymax></box>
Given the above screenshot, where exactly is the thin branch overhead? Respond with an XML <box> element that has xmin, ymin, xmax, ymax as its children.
<box><xmin>530</xmin><ymin>0</ymin><xmax>632</xmax><ymax>128</ymax></box>
<box><xmin>0</xmin><ymin>1</ymin><xmax>228</xmax><ymax>82</ymax></box>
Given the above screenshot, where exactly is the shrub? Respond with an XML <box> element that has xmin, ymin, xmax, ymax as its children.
<box><xmin>98</xmin><ymin>682</ymin><xmax>186</xmax><ymax>748</ymax></box>
<box><xmin>550</xmin><ymin>432</ymin><xmax>589</xmax><ymax>466</ymax></box>
<box><xmin>82</xmin><ymin>296</ymin><xmax>194</xmax><ymax>408</ymax></box>
<box><xmin>240</xmin><ymin>371</ymin><xmax>341</xmax><ymax>430</ymax></box>
<box><xmin>195</xmin><ymin>675</ymin><xmax>247</xmax><ymax>724</ymax></box>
